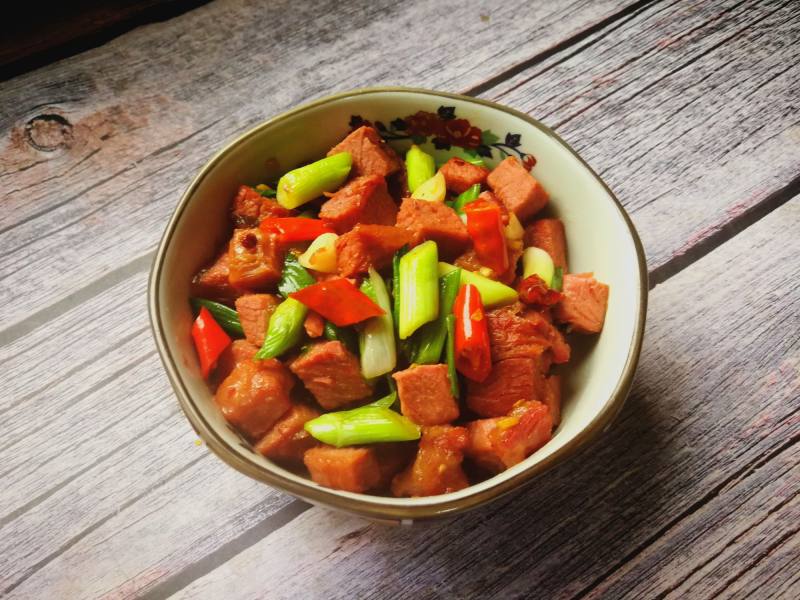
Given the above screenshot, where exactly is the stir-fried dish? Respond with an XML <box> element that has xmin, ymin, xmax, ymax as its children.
<box><xmin>189</xmin><ymin>125</ymin><xmax>609</xmax><ymax>497</ymax></box>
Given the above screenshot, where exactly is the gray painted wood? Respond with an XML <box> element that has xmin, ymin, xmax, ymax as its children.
<box><xmin>168</xmin><ymin>198</ymin><xmax>800</xmax><ymax>600</ymax></box>
<box><xmin>1</xmin><ymin>0</ymin><xmax>798</xmax><ymax>597</ymax></box>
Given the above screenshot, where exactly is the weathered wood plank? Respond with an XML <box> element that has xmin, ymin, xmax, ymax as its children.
<box><xmin>488</xmin><ymin>0</ymin><xmax>800</xmax><ymax>280</ymax></box>
<box><xmin>0</xmin><ymin>0</ymin><xmax>641</xmax><ymax>329</ymax></box>
<box><xmin>167</xmin><ymin>199</ymin><xmax>800</xmax><ymax>600</ymax></box>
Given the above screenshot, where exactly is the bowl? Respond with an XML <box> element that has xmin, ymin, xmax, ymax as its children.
<box><xmin>148</xmin><ymin>87</ymin><xmax>647</xmax><ymax>524</ymax></box>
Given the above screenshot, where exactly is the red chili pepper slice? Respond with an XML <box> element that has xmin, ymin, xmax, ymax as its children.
<box><xmin>191</xmin><ymin>306</ymin><xmax>232</xmax><ymax>378</ymax></box>
<box><xmin>453</xmin><ymin>283</ymin><xmax>492</xmax><ymax>382</ymax></box>
<box><xmin>259</xmin><ymin>218</ymin><xmax>335</xmax><ymax>243</ymax></box>
<box><xmin>517</xmin><ymin>274</ymin><xmax>563</xmax><ymax>307</ymax></box>
<box><xmin>290</xmin><ymin>278</ymin><xmax>385</xmax><ymax>326</ymax></box>
<box><xmin>464</xmin><ymin>200</ymin><xmax>508</xmax><ymax>275</ymax></box>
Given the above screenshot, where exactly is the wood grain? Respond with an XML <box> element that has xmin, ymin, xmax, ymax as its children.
<box><xmin>487</xmin><ymin>0</ymin><xmax>800</xmax><ymax>282</ymax></box>
<box><xmin>167</xmin><ymin>198</ymin><xmax>800</xmax><ymax>600</ymax></box>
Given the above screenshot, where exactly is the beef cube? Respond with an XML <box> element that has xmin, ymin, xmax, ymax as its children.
<box><xmin>215</xmin><ymin>339</ymin><xmax>259</xmax><ymax>383</ymax></box>
<box><xmin>553</xmin><ymin>273</ymin><xmax>609</xmax><ymax>334</ymax></box>
<box><xmin>336</xmin><ymin>224</ymin><xmax>412</xmax><ymax>277</ymax></box>
<box><xmin>487</xmin><ymin>157</ymin><xmax>549</xmax><ymax>221</ymax></box>
<box><xmin>303</xmin><ymin>311</ymin><xmax>325</xmax><ymax>338</ymax></box>
<box><xmin>320</xmin><ymin>175</ymin><xmax>398</xmax><ymax>234</ymax></box>
<box><xmin>228</xmin><ymin>228</ymin><xmax>284</xmax><ymax>290</ymax></box>
<box><xmin>235</xmin><ymin>293</ymin><xmax>280</xmax><ymax>347</ymax></box>
<box><xmin>304</xmin><ymin>446</ymin><xmax>382</xmax><ymax>493</ymax></box>
<box><xmin>466</xmin><ymin>401</ymin><xmax>553</xmax><ymax>472</ymax></box>
<box><xmin>396</xmin><ymin>198</ymin><xmax>470</xmax><ymax>259</ymax></box>
<box><xmin>542</xmin><ymin>375</ymin><xmax>561</xmax><ymax>428</ymax></box>
<box><xmin>192</xmin><ymin>251</ymin><xmax>237</xmax><ymax>302</ymax></box>
<box><xmin>467</xmin><ymin>358</ymin><xmax>547</xmax><ymax>418</ymax></box>
<box><xmin>215</xmin><ymin>359</ymin><xmax>294</xmax><ymax>440</ymax></box>
<box><xmin>231</xmin><ymin>185</ymin><xmax>294</xmax><ymax>227</ymax></box>
<box><xmin>439</xmin><ymin>157</ymin><xmax>490</xmax><ymax>194</ymax></box>
<box><xmin>524</xmin><ymin>218</ymin><xmax>568</xmax><ymax>270</ymax></box>
<box><xmin>327</xmin><ymin>126</ymin><xmax>403</xmax><ymax>178</ymax></box>
<box><xmin>392</xmin><ymin>364</ymin><xmax>459</xmax><ymax>426</ymax></box>
<box><xmin>255</xmin><ymin>403</ymin><xmax>320</xmax><ymax>462</ymax></box>
<box><xmin>289</xmin><ymin>341</ymin><xmax>372</xmax><ymax>410</ymax></box>
<box><xmin>486</xmin><ymin>303</ymin><xmax>569</xmax><ymax>365</ymax></box>
<box><xmin>391</xmin><ymin>426</ymin><xmax>469</xmax><ymax>497</ymax></box>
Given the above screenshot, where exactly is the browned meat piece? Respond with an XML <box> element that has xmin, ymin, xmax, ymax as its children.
<box><xmin>395</xmin><ymin>197</ymin><xmax>471</xmax><ymax>260</ymax></box>
<box><xmin>235</xmin><ymin>293</ymin><xmax>280</xmax><ymax>347</ymax></box>
<box><xmin>553</xmin><ymin>273</ymin><xmax>610</xmax><ymax>334</ymax></box>
<box><xmin>466</xmin><ymin>357</ymin><xmax>547</xmax><ymax>418</ymax></box>
<box><xmin>392</xmin><ymin>364</ymin><xmax>459</xmax><ymax>426</ymax></box>
<box><xmin>230</xmin><ymin>185</ymin><xmax>293</xmax><ymax>227</ymax></box>
<box><xmin>542</xmin><ymin>375</ymin><xmax>561</xmax><ymax>428</ymax></box>
<box><xmin>215</xmin><ymin>359</ymin><xmax>294</xmax><ymax>441</ymax></box>
<box><xmin>215</xmin><ymin>339</ymin><xmax>259</xmax><ymax>383</ymax></box>
<box><xmin>465</xmin><ymin>401</ymin><xmax>553</xmax><ymax>472</ymax></box>
<box><xmin>487</xmin><ymin>157</ymin><xmax>549</xmax><ymax>222</ymax></box>
<box><xmin>289</xmin><ymin>341</ymin><xmax>372</xmax><ymax>410</ymax></box>
<box><xmin>391</xmin><ymin>425</ymin><xmax>469</xmax><ymax>497</ymax></box>
<box><xmin>192</xmin><ymin>252</ymin><xmax>237</xmax><ymax>302</ymax></box>
<box><xmin>228</xmin><ymin>228</ymin><xmax>284</xmax><ymax>291</ymax></box>
<box><xmin>327</xmin><ymin>126</ymin><xmax>403</xmax><ymax>178</ymax></box>
<box><xmin>524</xmin><ymin>218</ymin><xmax>568</xmax><ymax>271</ymax></box>
<box><xmin>335</xmin><ymin>224</ymin><xmax>412</xmax><ymax>277</ymax></box>
<box><xmin>439</xmin><ymin>157</ymin><xmax>490</xmax><ymax>194</ymax></box>
<box><xmin>320</xmin><ymin>175</ymin><xmax>398</xmax><ymax>234</ymax></box>
<box><xmin>255</xmin><ymin>403</ymin><xmax>320</xmax><ymax>462</ymax></box>
<box><xmin>486</xmin><ymin>302</ymin><xmax>570</xmax><ymax>365</ymax></box>
<box><xmin>304</xmin><ymin>311</ymin><xmax>325</xmax><ymax>338</ymax></box>
<box><xmin>304</xmin><ymin>446</ymin><xmax>382</xmax><ymax>493</ymax></box>
<box><xmin>454</xmin><ymin>243</ymin><xmax>522</xmax><ymax>285</ymax></box>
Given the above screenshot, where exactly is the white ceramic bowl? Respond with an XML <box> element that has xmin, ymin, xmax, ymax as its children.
<box><xmin>149</xmin><ymin>87</ymin><xmax>647</xmax><ymax>524</ymax></box>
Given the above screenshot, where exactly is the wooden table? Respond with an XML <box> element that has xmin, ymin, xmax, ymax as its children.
<box><xmin>1</xmin><ymin>1</ymin><xmax>798</xmax><ymax>597</ymax></box>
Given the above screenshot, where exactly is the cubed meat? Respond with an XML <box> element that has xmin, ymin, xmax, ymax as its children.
<box><xmin>215</xmin><ymin>359</ymin><xmax>294</xmax><ymax>441</ymax></box>
<box><xmin>191</xmin><ymin>252</ymin><xmax>237</xmax><ymax>301</ymax></box>
<box><xmin>215</xmin><ymin>339</ymin><xmax>259</xmax><ymax>383</ymax></box>
<box><xmin>289</xmin><ymin>341</ymin><xmax>372</xmax><ymax>410</ymax></box>
<box><xmin>465</xmin><ymin>401</ymin><xmax>553</xmax><ymax>472</ymax></box>
<box><xmin>542</xmin><ymin>375</ymin><xmax>561</xmax><ymax>428</ymax></box>
<box><xmin>392</xmin><ymin>364</ymin><xmax>459</xmax><ymax>426</ymax></box>
<box><xmin>327</xmin><ymin>126</ymin><xmax>403</xmax><ymax>178</ymax></box>
<box><xmin>466</xmin><ymin>357</ymin><xmax>547</xmax><ymax>418</ymax></box>
<box><xmin>454</xmin><ymin>243</ymin><xmax>522</xmax><ymax>285</ymax></box>
<box><xmin>304</xmin><ymin>311</ymin><xmax>325</xmax><ymax>338</ymax></box>
<box><xmin>231</xmin><ymin>185</ymin><xmax>263</xmax><ymax>227</ymax></box>
<box><xmin>235</xmin><ymin>293</ymin><xmax>280</xmax><ymax>347</ymax></box>
<box><xmin>391</xmin><ymin>426</ymin><xmax>470</xmax><ymax>497</ymax></box>
<box><xmin>487</xmin><ymin>157</ymin><xmax>549</xmax><ymax>221</ymax></box>
<box><xmin>395</xmin><ymin>198</ymin><xmax>471</xmax><ymax>259</ymax></box>
<box><xmin>553</xmin><ymin>273</ymin><xmax>609</xmax><ymax>334</ymax></box>
<box><xmin>524</xmin><ymin>218</ymin><xmax>568</xmax><ymax>270</ymax></box>
<box><xmin>335</xmin><ymin>224</ymin><xmax>412</xmax><ymax>277</ymax></box>
<box><xmin>320</xmin><ymin>175</ymin><xmax>398</xmax><ymax>234</ymax></box>
<box><xmin>255</xmin><ymin>403</ymin><xmax>320</xmax><ymax>462</ymax></box>
<box><xmin>439</xmin><ymin>157</ymin><xmax>490</xmax><ymax>194</ymax></box>
<box><xmin>304</xmin><ymin>446</ymin><xmax>382</xmax><ymax>493</ymax></box>
<box><xmin>486</xmin><ymin>303</ymin><xmax>570</xmax><ymax>365</ymax></box>
<box><xmin>228</xmin><ymin>228</ymin><xmax>284</xmax><ymax>290</ymax></box>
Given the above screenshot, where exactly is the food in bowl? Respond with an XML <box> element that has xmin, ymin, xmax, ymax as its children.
<box><xmin>188</xmin><ymin>124</ymin><xmax>609</xmax><ymax>498</ymax></box>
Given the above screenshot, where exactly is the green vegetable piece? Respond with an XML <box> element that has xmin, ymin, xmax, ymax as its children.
<box><xmin>323</xmin><ymin>321</ymin><xmax>359</xmax><ymax>355</ymax></box>
<box><xmin>453</xmin><ymin>184</ymin><xmax>482</xmax><ymax>214</ymax></box>
<box><xmin>406</xmin><ymin>145</ymin><xmax>436</xmax><ymax>193</ymax></box>
<box><xmin>464</xmin><ymin>156</ymin><xmax>486</xmax><ymax>167</ymax></box>
<box><xmin>358</xmin><ymin>268</ymin><xmax>396</xmax><ymax>379</ymax></box>
<box><xmin>522</xmin><ymin>246</ymin><xmax>555</xmax><ymax>287</ymax></box>
<box><xmin>368</xmin><ymin>390</ymin><xmax>397</xmax><ymax>409</ymax></box>
<box><xmin>551</xmin><ymin>266</ymin><xmax>564</xmax><ymax>292</ymax></box>
<box><xmin>278</xmin><ymin>253</ymin><xmax>316</xmax><ymax>298</ymax></box>
<box><xmin>254</xmin><ymin>298</ymin><xmax>307</xmax><ymax>359</ymax></box>
<box><xmin>190</xmin><ymin>298</ymin><xmax>244</xmax><ymax>337</ymax></box>
<box><xmin>276</xmin><ymin>152</ymin><xmax>352</xmax><ymax>209</ymax></box>
<box><xmin>304</xmin><ymin>405</ymin><xmax>420</xmax><ymax>447</ymax></box>
<box><xmin>438</xmin><ymin>262</ymin><xmax>518</xmax><ymax>308</ymax></box>
<box><xmin>399</xmin><ymin>241</ymin><xmax>440</xmax><ymax>339</ymax></box>
<box><xmin>256</xmin><ymin>184</ymin><xmax>277</xmax><ymax>197</ymax></box>
<box><xmin>392</xmin><ymin>245</ymin><xmax>409</xmax><ymax>332</ymax></box>
<box><xmin>445</xmin><ymin>314</ymin><xmax>460</xmax><ymax>398</ymax></box>
<box><xmin>412</xmin><ymin>268</ymin><xmax>461</xmax><ymax>364</ymax></box>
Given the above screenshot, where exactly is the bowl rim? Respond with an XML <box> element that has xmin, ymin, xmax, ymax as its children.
<box><xmin>148</xmin><ymin>86</ymin><xmax>648</xmax><ymax>522</ymax></box>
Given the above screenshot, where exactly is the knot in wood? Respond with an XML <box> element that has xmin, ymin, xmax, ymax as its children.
<box><xmin>25</xmin><ymin>114</ymin><xmax>73</xmax><ymax>152</ymax></box>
